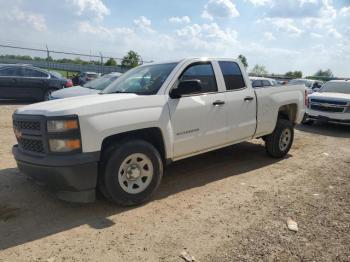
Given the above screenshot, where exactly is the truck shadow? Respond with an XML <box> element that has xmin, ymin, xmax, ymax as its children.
<box><xmin>0</xmin><ymin>141</ymin><xmax>286</xmax><ymax>250</ymax></box>
<box><xmin>296</xmin><ymin>123</ymin><xmax>350</xmax><ymax>138</ymax></box>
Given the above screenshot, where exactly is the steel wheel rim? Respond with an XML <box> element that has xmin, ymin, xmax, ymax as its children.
<box><xmin>118</xmin><ymin>153</ymin><xmax>154</xmax><ymax>194</ymax></box>
<box><xmin>279</xmin><ymin>128</ymin><xmax>291</xmax><ymax>151</ymax></box>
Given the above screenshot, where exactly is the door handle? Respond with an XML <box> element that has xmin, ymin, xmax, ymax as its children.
<box><xmin>244</xmin><ymin>96</ymin><xmax>254</xmax><ymax>101</ymax></box>
<box><xmin>213</xmin><ymin>100</ymin><xmax>225</xmax><ymax>106</ymax></box>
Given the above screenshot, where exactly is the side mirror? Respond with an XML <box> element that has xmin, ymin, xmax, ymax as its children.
<box><xmin>169</xmin><ymin>79</ymin><xmax>202</xmax><ymax>99</ymax></box>
<box><xmin>313</xmin><ymin>87</ymin><xmax>320</xmax><ymax>92</ymax></box>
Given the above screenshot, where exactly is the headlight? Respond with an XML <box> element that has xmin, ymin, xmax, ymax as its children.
<box><xmin>47</xmin><ymin>119</ymin><xmax>79</xmax><ymax>132</ymax></box>
<box><xmin>49</xmin><ymin>139</ymin><xmax>81</xmax><ymax>152</ymax></box>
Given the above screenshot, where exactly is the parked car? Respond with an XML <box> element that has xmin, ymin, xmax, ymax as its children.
<box><xmin>250</xmin><ymin>77</ymin><xmax>279</xmax><ymax>88</ymax></box>
<box><xmin>303</xmin><ymin>80</ymin><xmax>350</xmax><ymax>125</ymax></box>
<box><xmin>12</xmin><ymin>58</ymin><xmax>306</xmax><ymax>205</ymax></box>
<box><xmin>78</xmin><ymin>72</ymin><xmax>99</xmax><ymax>85</ymax></box>
<box><xmin>50</xmin><ymin>72</ymin><xmax>122</xmax><ymax>100</ymax></box>
<box><xmin>288</xmin><ymin>79</ymin><xmax>323</xmax><ymax>94</ymax></box>
<box><xmin>0</xmin><ymin>64</ymin><xmax>72</xmax><ymax>101</ymax></box>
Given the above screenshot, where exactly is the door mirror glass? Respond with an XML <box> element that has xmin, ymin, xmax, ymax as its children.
<box><xmin>170</xmin><ymin>80</ymin><xmax>202</xmax><ymax>98</ymax></box>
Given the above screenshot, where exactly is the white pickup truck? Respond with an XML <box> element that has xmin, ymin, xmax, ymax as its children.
<box><xmin>12</xmin><ymin>58</ymin><xmax>306</xmax><ymax>205</ymax></box>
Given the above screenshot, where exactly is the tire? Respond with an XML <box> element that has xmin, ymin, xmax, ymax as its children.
<box><xmin>43</xmin><ymin>89</ymin><xmax>55</xmax><ymax>101</ymax></box>
<box><xmin>265</xmin><ymin>119</ymin><xmax>294</xmax><ymax>158</ymax></box>
<box><xmin>302</xmin><ymin>114</ymin><xmax>314</xmax><ymax>125</ymax></box>
<box><xmin>100</xmin><ymin>140</ymin><xmax>163</xmax><ymax>206</ymax></box>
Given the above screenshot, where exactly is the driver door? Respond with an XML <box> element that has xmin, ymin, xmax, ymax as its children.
<box><xmin>167</xmin><ymin>62</ymin><xmax>227</xmax><ymax>158</ymax></box>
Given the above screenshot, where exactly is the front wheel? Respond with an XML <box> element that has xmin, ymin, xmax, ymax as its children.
<box><xmin>265</xmin><ymin>119</ymin><xmax>294</xmax><ymax>158</ymax></box>
<box><xmin>100</xmin><ymin>140</ymin><xmax>163</xmax><ymax>206</ymax></box>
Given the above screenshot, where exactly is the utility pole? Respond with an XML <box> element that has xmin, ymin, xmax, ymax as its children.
<box><xmin>46</xmin><ymin>44</ymin><xmax>50</xmax><ymax>69</ymax></box>
<box><xmin>99</xmin><ymin>52</ymin><xmax>103</xmax><ymax>74</ymax></box>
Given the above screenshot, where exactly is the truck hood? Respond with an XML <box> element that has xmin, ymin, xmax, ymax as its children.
<box><xmin>309</xmin><ymin>92</ymin><xmax>350</xmax><ymax>102</ymax></box>
<box><xmin>50</xmin><ymin>86</ymin><xmax>100</xmax><ymax>99</ymax></box>
<box><xmin>15</xmin><ymin>93</ymin><xmax>167</xmax><ymax>117</ymax></box>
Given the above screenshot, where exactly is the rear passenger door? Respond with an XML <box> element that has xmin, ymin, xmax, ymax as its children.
<box><xmin>217</xmin><ymin>61</ymin><xmax>257</xmax><ymax>142</ymax></box>
<box><xmin>16</xmin><ymin>68</ymin><xmax>48</xmax><ymax>99</ymax></box>
<box><xmin>168</xmin><ymin>62</ymin><xmax>228</xmax><ymax>158</ymax></box>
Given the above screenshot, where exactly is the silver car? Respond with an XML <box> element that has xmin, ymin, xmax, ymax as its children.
<box><xmin>50</xmin><ymin>72</ymin><xmax>122</xmax><ymax>100</ymax></box>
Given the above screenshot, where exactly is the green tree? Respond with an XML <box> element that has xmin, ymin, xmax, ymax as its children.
<box><xmin>285</xmin><ymin>71</ymin><xmax>302</xmax><ymax>78</ymax></box>
<box><xmin>122</xmin><ymin>50</ymin><xmax>141</xmax><ymax>68</ymax></box>
<box><xmin>104</xmin><ymin>58</ymin><xmax>117</xmax><ymax>66</ymax></box>
<box><xmin>251</xmin><ymin>64</ymin><xmax>268</xmax><ymax>76</ymax></box>
<box><xmin>238</xmin><ymin>54</ymin><xmax>248</xmax><ymax>68</ymax></box>
<box><xmin>314</xmin><ymin>69</ymin><xmax>333</xmax><ymax>78</ymax></box>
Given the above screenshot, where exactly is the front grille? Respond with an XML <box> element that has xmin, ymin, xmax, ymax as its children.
<box><xmin>13</xmin><ymin>115</ymin><xmax>46</xmax><ymax>155</ymax></box>
<box><xmin>13</xmin><ymin>120</ymin><xmax>41</xmax><ymax>131</ymax></box>
<box><xmin>19</xmin><ymin>138</ymin><xmax>45</xmax><ymax>154</ymax></box>
<box><xmin>310</xmin><ymin>104</ymin><xmax>344</xmax><ymax>113</ymax></box>
<box><xmin>310</xmin><ymin>99</ymin><xmax>347</xmax><ymax>106</ymax></box>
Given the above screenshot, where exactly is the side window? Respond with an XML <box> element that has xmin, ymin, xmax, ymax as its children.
<box><xmin>0</xmin><ymin>67</ymin><xmax>21</xmax><ymax>77</ymax></box>
<box><xmin>218</xmin><ymin>61</ymin><xmax>246</xmax><ymax>90</ymax></box>
<box><xmin>22</xmin><ymin>68</ymin><xmax>48</xmax><ymax>78</ymax></box>
<box><xmin>252</xmin><ymin>80</ymin><xmax>262</xmax><ymax>88</ymax></box>
<box><xmin>180</xmin><ymin>63</ymin><xmax>217</xmax><ymax>93</ymax></box>
<box><xmin>262</xmin><ymin>80</ymin><xmax>272</xmax><ymax>87</ymax></box>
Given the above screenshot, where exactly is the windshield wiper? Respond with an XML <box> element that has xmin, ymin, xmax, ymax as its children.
<box><xmin>112</xmin><ymin>91</ymin><xmax>137</xmax><ymax>94</ymax></box>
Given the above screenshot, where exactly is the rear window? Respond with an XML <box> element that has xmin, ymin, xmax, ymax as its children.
<box><xmin>219</xmin><ymin>61</ymin><xmax>246</xmax><ymax>90</ymax></box>
<box><xmin>50</xmin><ymin>71</ymin><xmax>64</xmax><ymax>79</ymax></box>
<box><xmin>262</xmin><ymin>80</ymin><xmax>272</xmax><ymax>87</ymax></box>
<box><xmin>22</xmin><ymin>68</ymin><xmax>48</xmax><ymax>78</ymax></box>
<box><xmin>251</xmin><ymin>80</ymin><xmax>262</xmax><ymax>88</ymax></box>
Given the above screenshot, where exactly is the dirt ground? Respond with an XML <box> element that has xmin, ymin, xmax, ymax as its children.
<box><xmin>0</xmin><ymin>102</ymin><xmax>349</xmax><ymax>262</ymax></box>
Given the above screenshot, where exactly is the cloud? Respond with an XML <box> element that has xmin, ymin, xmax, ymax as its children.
<box><xmin>265</xmin><ymin>0</ymin><xmax>336</xmax><ymax>20</ymax></box>
<box><xmin>176</xmin><ymin>22</ymin><xmax>238</xmax><ymax>43</ymax></box>
<box><xmin>202</xmin><ymin>0</ymin><xmax>239</xmax><ymax>20</ymax></box>
<box><xmin>310</xmin><ymin>32</ymin><xmax>323</xmax><ymax>38</ymax></box>
<box><xmin>1</xmin><ymin>7</ymin><xmax>47</xmax><ymax>31</ymax></box>
<box><xmin>327</xmin><ymin>27</ymin><xmax>342</xmax><ymax>39</ymax></box>
<box><xmin>68</xmin><ymin>0</ymin><xmax>110</xmax><ymax>20</ymax></box>
<box><xmin>339</xmin><ymin>6</ymin><xmax>350</xmax><ymax>17</ymax></box>
<box><xmin>169</xmin><ymin>16</ymin><xmax>191</xmax><ymax>24</ymax></box>
<box><xmin>263</xmin><ymin>32</ymin><xmax>276</xmax><ymax>41</ymax></box>
<box><xmin>260</xmin><ymin>18</ymin><xmax>303</xmax><ymax>36</ymax></box>
<box><xmin>78</xmin><ymin>21</ymin><xmax>133</xmax><ymax>37</ymax></box>
<box><xmin>133</xmin><ymin>16</ymin><xmax>155</xmax><ymax>33</ymax></box>
<box><xmin>245</xmin><ymin>0</ymin><xmax>272</xmax><ymax>6</ymax></box>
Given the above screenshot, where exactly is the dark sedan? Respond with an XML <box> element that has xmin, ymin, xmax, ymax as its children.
<box><xmin>0</xmin><ymin>64</ymin><xmax>72</xmax><ymax>101</ymax></box>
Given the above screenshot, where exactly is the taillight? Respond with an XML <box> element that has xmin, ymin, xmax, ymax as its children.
<box><xmin>304</xmin><ymin>89</ymin><xmax>309</xmax><ymax>107</ymax></box>
<box><xmin>65</xmin><ymin>79</ymin><xmax>73</xmax><ymax>87</ymax></box>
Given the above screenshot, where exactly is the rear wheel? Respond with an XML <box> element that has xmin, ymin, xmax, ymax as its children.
<box><xmin>100</xmin><ymin>140</ymin><xmax>163</xmax><ymax>206</ymax></box>
<box><xmin>265</xmin><ymin>119</ymin><xmax>294</xmax><ymax>158</ymax></box>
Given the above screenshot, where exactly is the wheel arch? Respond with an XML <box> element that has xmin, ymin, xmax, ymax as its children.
<box><xmin>100</xmin><ymin>127</ymin><xmax>167</xmax><ymax>163</ymax></box>
<box><xmin>277</xmin><ymin>103</ymin><xmax>298</xmax><ymax>124</ymax></box>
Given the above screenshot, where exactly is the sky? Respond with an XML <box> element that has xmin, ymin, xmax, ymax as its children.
<box><xmin>0</xmin><ymin>0</ymin><xmax>349</xmax><ymax>76</ymax></box>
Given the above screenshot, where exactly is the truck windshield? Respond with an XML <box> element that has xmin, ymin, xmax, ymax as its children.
<box><xmin>320</xmin><ymin>82</ymin><xmax>350</xmax><ymax>94</ymax></box>
<box><xmin>103</xmin><ymin>63</ymin><xmax>178</xmax><ymax>95</ymax></box>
